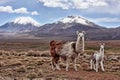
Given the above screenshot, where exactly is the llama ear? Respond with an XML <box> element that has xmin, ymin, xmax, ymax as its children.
<box><xmin>50</xmin><ymin>40</ymin><xmax>55</xmax><ymax>46</ymax></box>
<box><xmin>82</xmin><ymin>31</ymin><xmax>85</xmax><ymax>34</ymax></box>
<box><xmin>103</xmin><ymin>43</ymin><xmax>105</xmax><ymax>46</ymax></box>
<box><xmin>76</xmin><ymin>31</ymin><xmax>79</xmax><ymax>35</ymax></box>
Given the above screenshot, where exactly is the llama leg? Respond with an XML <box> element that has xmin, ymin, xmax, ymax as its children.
<box><xmin>74</xmin><ymin>58</ymin><xmax>78</xmax><ymax>71</ymax></box>
<box><xmin>100</xmin><ymin>61</ymin><xmax>105</xmax><ymax>71</ymax></box>
<box><xmin>92</xmin><ymin>60</ymin><xmax>96</xmax><ymax>70</ymax></box>
<box><xmin>51</xmin><ymin>59</ymin><xmax>55</xmax><ymax>71</ymax></box>
<box><xmin>93</xmin><ymin>63</ymin><xmax>96</xmax><ymax>71</ymax></box>
<box><xmin>66</xmin><ymin>58</ymin><xmax>70</xmax><ymax>71</ymax></box>
<box><xmin>95</xmin><ymin>61</ymin><xmax>99</xmax><ymax>72</ymax></box>
<box><xmin>55</xmin><ymin>64</ymin><xmax>61</xmax><ymax>71</ymax></box>
<box><xmin>55</xmin><ymin>57</ymin><xmax>61</xmax><ymax>71</ymax></box>
<box><xmin>90</xmin><ymin>59</ymin><xmax>93</xmax><ymax>69</ymax></box>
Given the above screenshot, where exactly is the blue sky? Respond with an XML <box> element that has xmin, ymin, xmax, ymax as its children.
<box><xmin>0</xmin><ymin>0</ymin><xmax>120</xmax><ymax>28</ymax></box>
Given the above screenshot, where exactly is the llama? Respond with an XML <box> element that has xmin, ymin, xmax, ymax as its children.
<box><xmin>76</xmin><ymin>31</ymin><xmax>85</xmax><ymax>53</ymax></box>
<box><xmin>50</xmin><ymin>31</ymin><xmax>85</xmax><ymax>71</ymax></box>
<box><xmin>50</xmin><ymin>40</ymin><xmax>63</xmax><ymax>71</ymax></box>
<box><xmin>90</xmin><ymin>43</ymin><xmax>105</xmax><ymax>72</ymax></box>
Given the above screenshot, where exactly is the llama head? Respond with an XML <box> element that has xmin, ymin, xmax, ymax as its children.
<box><xmin>50</xmin><ymin>40</ymin><xmax>63</xmax><ymax>52</ymax></box>
<box><xmin>55</xmin><ymin>42</ymin><xmax>63</xmax><ymax>51</ymax></box>
<box><xmin>100</xmin><ymin>43</ymin><xmax>105</xmax><ymax>51</ymax></box>
<box><xmin>76</xmin><ymin>31</ymin><xmax>85</xmax><ymax>39</ymax></box>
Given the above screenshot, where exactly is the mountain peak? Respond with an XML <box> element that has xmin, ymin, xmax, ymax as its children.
<box><xmin>67</xmin><ymin>15</ymin><xmax>81</xmax><ymax>18</ymax></box>
<box><xmin>59</xmin><ymin>15</ymin><xmax>88</xmax><ymax>25</ymax></box>
<box><xmin>12</xmin><ymin>17</ymin><xmax>41</xmax><ymax>27</ymax></box>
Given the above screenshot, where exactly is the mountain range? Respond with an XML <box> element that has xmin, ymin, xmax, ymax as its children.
<box><xmin>0</xmin><ymin>16</ymin><xmax>120</xmax><ymax>40</ymax></box>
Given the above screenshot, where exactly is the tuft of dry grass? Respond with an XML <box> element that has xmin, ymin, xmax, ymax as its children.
<box><xmin>0</xmin><ymin>62</ymin><xmax>5</xmax><ymax>67</ymax></box>
<box><xmin>16</xmin><ymin>66</ymin><xmax>26</xmax><ymax>73</ymax></box>
<box><xmin>27</xmin><ymin>72</ymin><xmax>37</xmax><ymax>80</ymax></box>
<box><xmin>36</xmin><ymin>60</ymin><xmax>44</xmax><ymax>65</ymax></box>
<box><xmin>9</xmin><ymin>50</ymin><xmax>17</xmax><ymax>56</ymax></box>
<box><xmin>37</xmin><ymin>69</ymin><xmax>44</xmax><ymax>77</ymax></box>
<box><xmin>17</xmin><ymin>51</ymin><xmax>27</xmax><ymax>56</ymax></box>
<box><xmin>0</xmin><ymin>50</ymin><xmax>10</xmax><ymax>56</ymax></box>
<box><xmin>0</xmin><ymin>50</ymin><xmax>18</xmax><ymax>56</ymax></box>
<box><xmin>41</xmin><ymin>51</ymin><xmax>50</xmax><ymax>57</ymax></box>
<box><xmin>8</xmin><ymin>61</ymin><xmax>22</xmax><ymax>66</ymax></box>
<box><xmin>26</xmin><ymin>50</ymin><xmax>41</xmax><ymax>57</ymax></box>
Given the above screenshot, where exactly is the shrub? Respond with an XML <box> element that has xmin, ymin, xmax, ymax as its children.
<box><xmin>16</xmin><ymin>66</ymin><xmax>26</xmax><ymax>72</ymax></box>
<box><xmin>0</xmin><ymin>50</ymin><xmax>10</xmax><ymax>56</ymax></box>
<box><xmin>36</xmin><ymin>61</ymin><xmax>44</xmax><ymax>65</ymax></box>
<box><xmin>37</xmin><ymin>69</ymin><xmax>43</xmax><ymax>77</ymax></box>
<box><xmin>41</xmin><ymin>51</ymin><xmax>50</xmax><ymax>57</ymax></box>
<box><xmin>9</xmin><ymin>61</ymin><xmax>22</xmax><ymax>66</ymax></box>
<box><xmin>26</xmin><ymin>50</ymin><xmax>41</xmax><ymax>57</ymax></box>
<box><xmin>18</xmin><ymin>51</ymin><xmax>27</xmax><ymax>56</ymax></box>
<box><xmin>27</xmin><ymin>72</ymin><xmax>37</xmax><ymax>80</ymax></box>
<box><xmin>0</xmin><ymin>62</ymin><xmax>5</xmax><ymax>67</ymax></box>
<box><xmin>10</xmin><ymin>50</ymin><xmax>17</xmax><ymax>56</ymax></box>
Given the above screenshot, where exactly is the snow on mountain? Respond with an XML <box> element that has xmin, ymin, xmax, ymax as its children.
<box><xmin>12</xmin><ymin>17</ymin><xmax>41</xmax><ymax>27</ymax></box>
<box><xmin>59</xmin><ymin>16</ymin><xmax>88</xmax><ymax>24</ymax></box>
<box><xmin>58</xmin><ymin>16</ymin><xmax>96</xmax><ymax>29</ymax></box>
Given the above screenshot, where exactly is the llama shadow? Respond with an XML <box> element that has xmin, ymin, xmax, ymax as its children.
<box><xmin>84</xmin><ymin>68</ymin><xmax>105</xmax><ymax>73</ymax></box>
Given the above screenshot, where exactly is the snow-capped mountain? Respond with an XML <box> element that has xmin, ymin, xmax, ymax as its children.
<box><xmin>57</xmin><ymin>16</ymin><xmax>99</xmax><ymax>29</ymax></box>
<box><xmin>0</xmin><ymin>17</ymin><xmax>41</xmax><ymax>33</ymax></box>
<box><xmin>13</xmin><ymin>17</ymin><xmax>40</xmax><ymax>27</ymax></box>
<box><xmin>32</xmin><ymin>15</ymin><xmax>104</xmax><ymax>36</ymax></box>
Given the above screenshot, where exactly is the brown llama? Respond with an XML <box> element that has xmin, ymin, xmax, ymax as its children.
<box><xmin>50</xmin><ymin>40</ymin><xmax>64</xmax><ymax>71</ymax></box>
<box><xmin>49</xmin><ymin>31</ymin><xmax>85</xmax><ymax>71</ymax></box>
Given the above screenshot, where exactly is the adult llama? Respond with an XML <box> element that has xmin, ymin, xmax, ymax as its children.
<box><xmin>50</xmin><ymin>31</ymin><xmax>85</xmax><ymax>71</ymax></box>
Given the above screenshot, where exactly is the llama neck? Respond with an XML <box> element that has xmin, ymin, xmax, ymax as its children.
<box><xmin>99</xmin><ymin>48</ymin><xmax>104</xmax><ymax>56</ymax></box>
<box><xmin>76</xmin><ymin>37</ymin><xmax>84</xmax><ymax>52</ymax></box>
<box><xmin>82</xmin><ymin>37</ymin><xmax>85</xmax><ymax>51</ymax></box>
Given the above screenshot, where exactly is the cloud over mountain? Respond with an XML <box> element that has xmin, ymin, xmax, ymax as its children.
<box><xmin>38</xmin><ymin>0</ymin><xmax>108</xmax><ymax>9</ymax></box>
<box><xmin>38</xmin><ymin>0</ymin><xmax>120</xmax><ymax>15</ymax></box>
<box><xmin>0</xmin><ymin>6</ymin><xmax>38</xmax><ymax>15</ymax></box>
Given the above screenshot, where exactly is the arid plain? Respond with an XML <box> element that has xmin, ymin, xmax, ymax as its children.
<box><xmin>0</xmin><ymin>39</ymin><xmax>120</xmax><ymax>80</ymax></box>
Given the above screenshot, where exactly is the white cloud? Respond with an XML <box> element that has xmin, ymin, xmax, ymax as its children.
<box><xmin>13</xmin><ymin>7</ymin><xmax>29</xmax><ymax>14</ymax></box>
<box><xmin>38</xmin><ymin>0</ymin><xmax>108</xmax><ymax>9</ymax></box>
<box><xmin>0</xmin><ymin>6</ymin><xmax>13</xmax><ymax>13</ymax></box>
<box><xmin>31</xmin><ymin>11</ymin><xmax>38</xmax><ymax>15</ymax></box>
<box><xmin>38</xmin><ymin>0</ymin><xmax>120</xmax><ymax>15</ymax></box>
<box><xmin>90</xmin><ymin>17</ymin><xmax>120</xmax><ymax>23</ymax></box>
<box><xmin>0</xmin><ymin>6</ymin><xmax>39</xmax><ymax>15</ymax></box>
<box><xmin>71</xmin><ymin>0</ymin><xmax>108</xmax><ymax>9</ymax></box>
<box><xmin>0</xmin><ymin>0</ymin><xmax>13</xmax><ymax>4</ymax></box>
<box><xmin>39</xmin><ymin>0</ymin><xmax>70</xmax><ymax>9</ymax></box>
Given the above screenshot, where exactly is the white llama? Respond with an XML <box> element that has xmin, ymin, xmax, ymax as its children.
<box><xmin>58</xmin><ymin>31</ymin><xmax>85</xmax><ymax>71</ymax></box>
<box><xmin>90</xmin><ymin>43</ymin><xmax>105</xmax><ymax>72</ymax></box>
<box><xmin>76</xmin><ymin>31</ymin><xmax>85</xmax><ymax>53</ymax></box>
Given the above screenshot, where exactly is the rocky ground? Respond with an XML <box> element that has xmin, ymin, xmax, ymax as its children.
<box><xmin>0</xmin><ymin>50</ymin><xmax>120</xmax><ymax>80</ymax></box>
